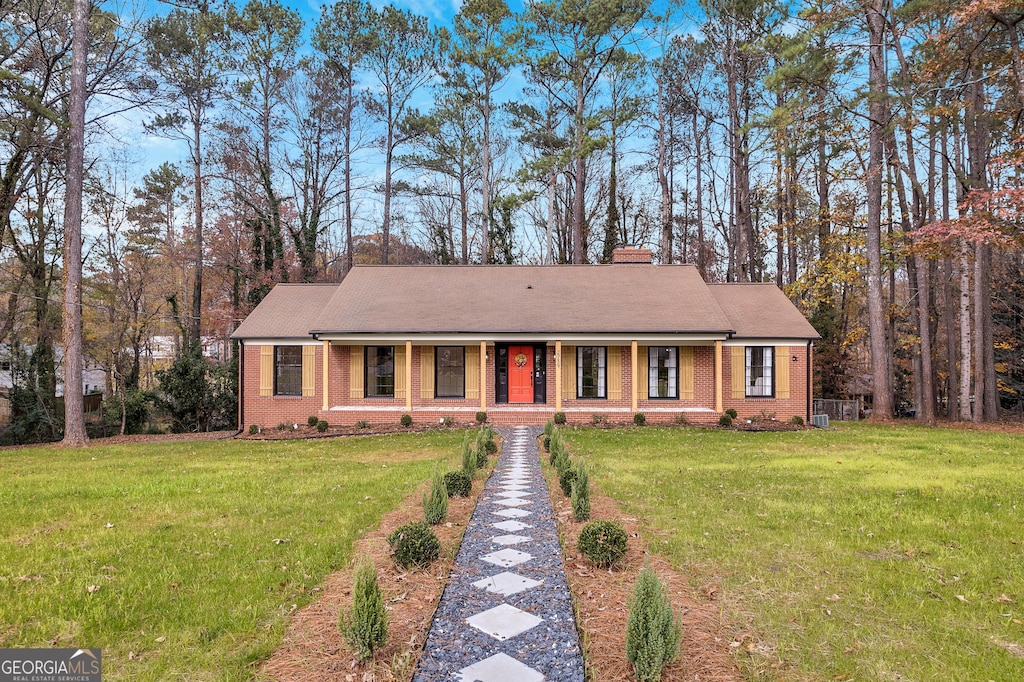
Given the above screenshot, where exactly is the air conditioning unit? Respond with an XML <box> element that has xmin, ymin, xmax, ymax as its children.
<box><xmin>811</xmin><ymin>414</ymin><xmax>829</xmax><ymax>428</ymax></box>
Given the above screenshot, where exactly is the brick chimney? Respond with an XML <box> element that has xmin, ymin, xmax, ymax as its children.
<box><xmin>611</xmin><ymin>246</ymin><xmax>653</xmax><ymax>264</ymax></box>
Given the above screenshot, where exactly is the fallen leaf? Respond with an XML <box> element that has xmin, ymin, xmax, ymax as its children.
<box><xmin>86</xmin><ymin>585</ymin><xmax>101</xmax><ymax>593</ymax></box>
<box><xmin>155</xmin><ymin>636</ymin><xmax>165</xmax><ymax>643</ymax></box>
<box><xmin>996</xmin><ymin>594</ymin><xmax>1014</xmax><ymax>604</ymax></box>
<box><xmin>104</xmin><ymin>523</ymin><xmax>114</xmax><ymax>529</ymax></box>
<box><xmin>956</xmin><ymin>594</ymin><xmax>968</xmax><ymax>603</ymax></box>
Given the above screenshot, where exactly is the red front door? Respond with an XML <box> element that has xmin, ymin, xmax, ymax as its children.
<box><xmin>508</xmin><ymin>346</ymin><xmax>534</xmax><ymax>403</ymax></box>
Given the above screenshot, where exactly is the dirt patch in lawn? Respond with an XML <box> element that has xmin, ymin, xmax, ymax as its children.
<box><xmin>260</xmin><ymin>457</ymin><xmax>493</xmax><ymax>682</ymax></box>
<box><xmin>544</xmin><ymin>465</ymin><xmax>746</xmax><ymax>681</ymax></box>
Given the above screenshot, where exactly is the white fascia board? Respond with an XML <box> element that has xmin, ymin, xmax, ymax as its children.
<box><xmin>722</xmin><ymin>338</ymin><xmax>810</xmax><ymax>346</ymax></box>
<box><xmin>311</xmin><ymin>333</ymin><xmax>730</xmax><ymax>345</ymax></box>
<box><xmin>239</xmin><ymin>337</ymin><xmax>322</xmax><ymax>346</ymax></box>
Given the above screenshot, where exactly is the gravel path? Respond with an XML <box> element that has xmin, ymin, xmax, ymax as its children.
<box><xmin>412</xmin><ymin>426</ymin><xmax>585</xmax><ymax>682</ymax></box>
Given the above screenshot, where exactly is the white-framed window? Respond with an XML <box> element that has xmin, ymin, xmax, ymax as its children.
<box><xmin>648</xmin><ymin>346</ymin><xmax>678</xmax><ymax>398</ymax></box>
<box><xmin>745</xmin><ymin>346</ymin><xmax>774</xmax><ymax>397</ymax></box>
<box><xmin>577</xmin><ymin>346</ymin><xmax>606</xmax><ymax>398</ymax></box>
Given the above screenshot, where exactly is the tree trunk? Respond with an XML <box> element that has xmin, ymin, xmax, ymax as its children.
<box><xmin>480</xmin><ymin>77</ymin><xmax>492</xmax><ymax>265</ymax></box>
<box><xmin>344</xmin><ymin>76</ymin><xmax>354</xmax><ymax>273</ymax></box>
<box><xmin>190</xmin><ymin>117</ymin><xmax>204</xmax><ymax>350</ymax></box>
<box><xmin>60</xmin><ymin>0</ymin><xmax>89</xmax><ymax>447</ymax></box>
<box><xmin>382</xmin><ymin>114</ymin><xmax>394</xmax><ymax>265</ymax></box>
<box><xmin>958</xmin><ymin>243</ymin><xmax>973</xmax><ymax>420</ymax></box>
<box><xmin>864</xmin><ymin>0</ymin><xmax>893</xmax><ymax>421</ymax></box>
<box><xmin>693</xmin><ymin>108</ymin><xmax>706</xmax><ymax>278</ymax></box>
<box><xmin>571</xmin><ymin>77</ymin><xmax>586</xmax><ymax>264</ymax></box>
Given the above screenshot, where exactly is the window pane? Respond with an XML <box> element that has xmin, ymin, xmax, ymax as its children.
<box><xmin>648</xmin><ymin>347</ymin><xmax>677</xmax><ymax>398</ymax></box>
<box><xmin>366</xmin><ymin>346</ymin><xmax>395</xmax><ymax>397</ymax></box>
<box><xmin>275</xmin><ymin>346</ymin><xmax>302</xmax><ymax>396</ymax></box>
<box><xmin>745</xmin><ymin>346</ymin><xmax>773</xmax><ymax>397</ymax></box>
<box><xmin>436</xmin><ymin>346</ymin><xmax>465</xmax><ymax>398</ymax></box>
<box><xmin>577</xmin><ymin>346</ymin><xmax>606</xmax><ymax>398</ymax></box>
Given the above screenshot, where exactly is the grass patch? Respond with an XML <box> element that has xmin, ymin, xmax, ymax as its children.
<box><xmin>0</xmin><ymin>432</ymin><xmax>462</xmax><ymax>680</ymax></box>
<box><xmin>565</xmin><ymin>422</ymin><xmax>1024</xmax><ymax>680</ymax></box>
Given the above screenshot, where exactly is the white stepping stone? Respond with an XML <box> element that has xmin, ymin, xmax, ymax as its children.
<box><xmin>502</xmin><ymin>476</ymin><xmax>530</xmax><ymax>482</ymax></box>
<box><xmin>472</xmin><ymin>571</ymin><xmax>543</xmax><ymax>597</ymax></box>
<box><xmin>466</xmin><ymin>603</ymin><xmax>543</xmax><ymax>641</ymax></box>
<box><xmin>481</xmin><ymin>548</ymin><xmax>533</xmax><ymax>568</ymax></box>
<box><xmin>496</xmin><ymin>490</ymin><xmax>531</xmax><ymax>499</ymax></box>
<box><xmin>494</xmin><ymin>497</ymin><xmax>531</xmax><ymax>508</ymax></box>
<box><xmin>491</xmin><ymin>534</ymin><xmax>532</xmax><ymax>545</ymax></box>
<box><xmin>456</xmin><ymin>650</ymin><xmax>546</xmax><ymax>680</ymax></box>
<box><xmin>493</xmin><ymin>507</ymin><xmax>532</xmax><ymax>518</ymax></box>
<box><xmin>499</xmin><ymin>484</ymin><xmax>530</xmax><ymax>491</ymax></box>
<box><xmin>492</xmin><ymin>519</ymin><xmax>531</xmax><ymax>531</ymax></box>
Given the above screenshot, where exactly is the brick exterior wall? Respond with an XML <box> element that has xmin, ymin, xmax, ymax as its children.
<box><xmin>241</xmin><ymin>341</ymin><xmax>812</xmax><ymax>429</ymax></box>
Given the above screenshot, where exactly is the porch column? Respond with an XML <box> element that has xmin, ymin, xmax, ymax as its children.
<box><xmin>405</xmin><ymin>340</ymin><xmax>413</xmax><ymax>412</ymax></box>
<box><xmin>631</xmin><ymin>340</ymin><xmax>638</xmax><ymax>413</ymax></box>
<box><xmin>555</xmin><ymin>340</ymin><xmax>562</xmax><ymax>412</ymax></box>
<box><xmin>715</xmin><ymin>340</ymin><xmax>723</xmax><ymax>413</ymax></box>
<box><xmin>322</xmin><ymin>340</ymin><xmax>330</xmax><ymax>412</ymax></box>
<box><xmin>480</xmin><ymin>340</ymin><xmax>487</xmax><ymax>412</ymax></box>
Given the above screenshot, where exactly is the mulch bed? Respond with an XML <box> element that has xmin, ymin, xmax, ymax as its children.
<box><xmin>260</xmin><ymin>459</ymin><xmax>494</xmax><ymax>682</ymax></box>
<box><xmin>543</xmin><ymin>461</ymin><xmax>745</xmax><ymax>681</ymax></box>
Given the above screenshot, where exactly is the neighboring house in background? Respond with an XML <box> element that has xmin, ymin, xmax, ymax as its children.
<box><xmin>0</xmin><ymin>344</ymin><xmax>107</xmax><ymax>397</ymax></box>
<box><xmin>230</xmin><ymin>248</ymin><xmax>821</xmax><ymax>428</ymax></box>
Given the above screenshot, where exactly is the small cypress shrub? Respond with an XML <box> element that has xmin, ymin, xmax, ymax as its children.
<box><xmin>443</xmin><ymin>470</ymin><xmax>472</xmax><ymax>497</ymax></box>
<box><xmin>543</xmin><ymin>420</ymin><xmax>554</xmax><ymax>438</ymax></box>
<box><xmin>400</xmin><ymin>413</ymin><xmax>413</xmax><ymax>427</ymax></box>
<box><xmin>308</xmin><ymin>415</ymin><xmax>320</xmax><ymax>427</ymax></box>
<box><xmin>340</xmin><ymin>556</ymin><xmax>388</xmax><ymax>662</ymax></box>
<box><xmin>461</xmin><ymin>433</ymin><xmax>476</xmax><ymax>477</ymax></box>
<box><xmin>475</xmin><ymin>410</ymin><xmax>487</xmax><ymax>423</ymax></box>
<box><xmin>559</xmin><ymin>465</ymin><xmax>577</xmax><ymax>496</ymax></box>
<box><xmin>317</xmin><ymin>419</ymin><xmax>329</xmax><ymax>432</ymax></box>
<box><xmin>387</xmin><ymin>521</ymin><xmax>440</xmax><ymax>569</ymax></box>
<box><xmin>548</xmin><ymin>430</ymin><xmax>564</xmax><ymax>466</ymax></box>
<box><xmin>474</xmin><ymin>429</ymin><xmax>488</xmax><ymax>468</ymax></box>
<box><xmin>423</xmin><ymin>470</ymin><xmax>448</xmax><ymax>524</ymax></box>
<box><xmin>725</xmin><ymin>408</ymin><xmax>738</xmax><ymax>419</ymax></box>
<box><xmin>719</xmin><ymin>413</ymin><xmax>733</xmax><ymax>427</ymax></box>
<box><xmin>248</xmin><ymin>424</ymin><xmax>259</xmax><ymax>435</ymax></box>
<box><xmin>571</xmin><ymin>462</ymin><xmax>590</xmax><ymax>521</ymax></box>
<box><xmin>578</xmin><ymin>520</ymin><xmax>628</xmax><ymax>568</ymax></box>
<box><xmin>626</xmin><ymin>562</ymin><xmax>681</xmax><ymax>682</ymax></box>
<box><xmin>633</xmin><ymin>412</ymin><xmax>646</xmax><ymax>426</ymax></box>
<box><xmin>553</xmin><ymin>411</ymin><xmax>566</xmax><ymax>425</ymax></box>
<box><xmin>544</xmin><ymin>435</ymin><xmax>551</xmax><ymax>452</ymax></box>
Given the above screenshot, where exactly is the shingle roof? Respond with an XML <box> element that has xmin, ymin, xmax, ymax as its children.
<box><xmin>230</xmin><ymin>283</ymin><xmax>339</xmax><ymax>339</ymax></box>
<box><xmin>230</xmin><ymin>266</ymin><xmax>820</xmax><ymax>341</ymax></box>
<box><xmin>309</xmin><ymin>264</ymin><xmax>735</xmax><ymax>335</ymax></box>
<box><xmin>707</xmin><ymin>284</ymin><xmax>820</xmax><ymax>340</ymax></box>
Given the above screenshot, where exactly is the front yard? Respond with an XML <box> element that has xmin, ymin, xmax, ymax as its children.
<box><xmin>565</xmin><ymin>422</ymin><xmax>1024</xmax><ymax>680</ymax></box>
<box><xmin>0</xmin><ymin>432</ymin><xmax>461</xmax><ymax>681</ymax></box>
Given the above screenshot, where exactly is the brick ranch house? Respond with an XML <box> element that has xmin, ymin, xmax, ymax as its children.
<box><xmin>231</xmin><ymin>248</ymin><xmax>820</xmax><ymax>428</ymax></box>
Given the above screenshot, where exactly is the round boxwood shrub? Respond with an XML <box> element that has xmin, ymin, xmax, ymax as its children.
<box><xmin>387</xmin><ymin>521</ymin><xmax>440</xmax><ymax>569</ymax></box>
<box><xmin>725</xmin><ymin>408</ymin><xmax>738</xmax><ymax>419</ymax></box>
<box><xmin>443</xmin><ymin>470</ymin><xmax>472</xmax><ymax>497</ymax></box>
<box><xmin>553</xmin><ymin>411</ymin><xmax>567</xmax><ymax>425</ymax></box>
<box><xmin>559</xmin><ymin>466</ymin><xmax>577</xmax><ymax>496</ymax></box>
<box><xmin>475</xmin><ymin>411</ymin><xmax>487</xmax><ymax>423</ymax></box>
<box><xmin>791</xmin><ymin>415</ymin><xmax>804</xmax><ymax>426</ymax></box>
<box><xmin>308</xmin><ymin>415</ymin><xmax>319</xmax><ymax>427</ymax></box>
<box><xmin>317</xmin><ymin>419</ymin><xmax>329</xmax><ymax>432</ymax></box>
<box><xmin>578</xmin><ymin>520</ymin><xmax>628</xmax><ymax>568</ymax></box>
<box><xmin>633</xmin><ymin>412</ymin><xmax>646</xmax><ymax>426</ymax></box>
<box><xmin>400</xmin><ymin>413</ymin><xmax>413</xmax><ymax>427</ymax></box>
<box><xmin>719</xmin><ymin>413</ymin><xmax>733</xmax><ymax>427</ymax></box>
<box><xmin>248</xmin><ymin>424</ymin><xmax>260</xmax><ymax>435</ymax></box>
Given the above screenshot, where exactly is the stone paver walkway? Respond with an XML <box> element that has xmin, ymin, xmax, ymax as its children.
<box><xmin>413</xmin><ymin>426</ymin><xmax>584</xmax><ymax>682</ymax></box>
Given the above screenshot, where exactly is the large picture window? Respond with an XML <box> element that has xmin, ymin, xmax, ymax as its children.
<box><xmin>745</xmin><ymin>346</ymin><xmax>774</xmax><ymax>397</ymax></box>
<box><xmin>435</xmin><ymin>346</ymin><xmax>465</xmax><ymax>398</ymax></box>
<box><xmin>577</xmin><ymin>346</ymin><xmax>606</xmax><ymax>398</ymax></box>
<box><xmin>648</xmin><ymin>346</ymin><xmax>678</xmax><ymax>399</ymax></box>
<box><xmin>366</xmin><ymin>346</ymin><xmax>395</xmax><ymax>398</ymax></box>
<box><xmin>274</xmin><ymin>346</ymin><xmax>302</xmax><ymax>396</ymax></box>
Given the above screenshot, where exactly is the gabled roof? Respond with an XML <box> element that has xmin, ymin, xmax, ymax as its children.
<box><xmin>230</xmin><ymin>283</ymin><xmax>339</xmax><ymax>339</ymax></box>
<box><xmin>230</xmin><ymin>266</ymin><xmax>820</xmax><ymax>341</ymax></box>
<box><xmin>707</xmin><ymin>284</ymin><xmax>820</xmax><ymax>340</ymax></box>
<box><xmin>310</xmin><ymin>264</ymin><xmax>735</xmax><ymax>335</ymax></box>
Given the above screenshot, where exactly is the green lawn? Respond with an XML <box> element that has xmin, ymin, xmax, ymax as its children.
<box><xmin>0</xmin><ymin>432</ymin><xmax>461</xmax><ymax>681</ymax></box>
<box><xmin>565</xmin><ymin>423</ymin><xmax>1024</xmax><ymax>681</ymax></box>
